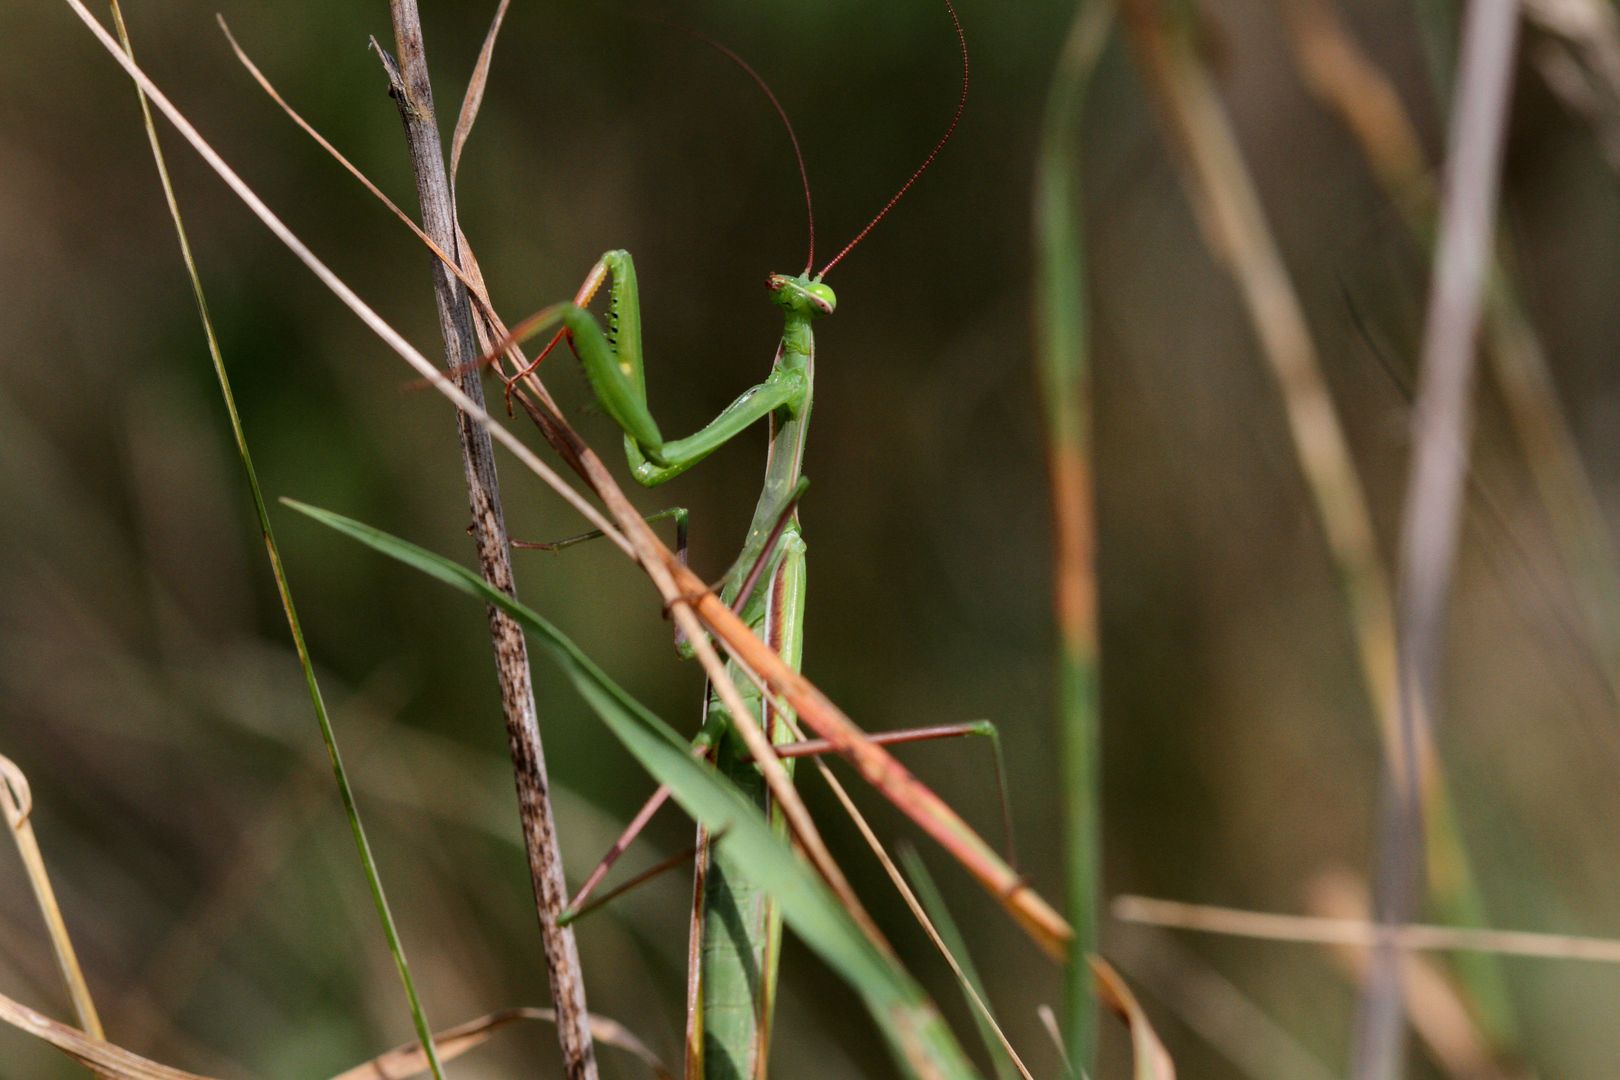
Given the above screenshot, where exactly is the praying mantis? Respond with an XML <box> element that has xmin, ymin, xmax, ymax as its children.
<box><xmin>500</xmin><ymin>3</ymin><xmax>987</xmax><ymax>1072</ymax></box>
<box><xmin>54</xmin><ymin>0</ymin><xmax>1072</xmax><ymax>1074</ymax></box>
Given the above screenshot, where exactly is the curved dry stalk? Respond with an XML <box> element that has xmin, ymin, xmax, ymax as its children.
<box><xmin>448</xmin><ymin>0</ymin><xmax>510</xmax><ymax>190</ymax></box>
<box><xmin>328</xmin><ymin>1006</ymin><xmax>672</xmax><ymax>1080</ymax></box>
<box><xmin>1091</xmin><ymin>957</ymin><xmax>1176</xmax><ymax>1080</ymax></box>
<box><xmin>0</xmin><ymin>987</ymin><xmax>212</xmax><ymax>1080</ymax></box>
<box><xmin>1</xmin><ymin>753</ymin><xmax>103</xmax><ymax>1038</ymax></box>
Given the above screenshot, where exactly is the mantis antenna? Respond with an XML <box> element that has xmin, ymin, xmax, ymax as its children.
<box><xmin>818</xmin><ymin>0</ymin><xmax>970</xmax><ymax>278</ymax></box>
<box><xmin>663</xmin><ymin>21</ymin><xmax>817</xmax><ymax>274</ymax></box>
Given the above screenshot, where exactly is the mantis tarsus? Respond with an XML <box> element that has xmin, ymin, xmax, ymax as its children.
<box><xmin>503</xmin><ymin>3</ymin><xmax>979</xmax><ymax>1072</ymax></box>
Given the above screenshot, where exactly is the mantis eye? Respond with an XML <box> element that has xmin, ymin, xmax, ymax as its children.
<box><xmin>806</xmin><ymin>283</ymin><xmax>837</xmax><ymax>313</ymax></box>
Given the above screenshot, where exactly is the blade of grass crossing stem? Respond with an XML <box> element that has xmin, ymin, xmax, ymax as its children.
<box><xmin>102</xmin><ymin>4</ymin><xmax>444</xmax><ymax>1074</ymax></box>
<box><xmin>899</xmin><ymin>847</ymin><xmax>1021</xmax><ymax>1080</ymax></box>
<box><xmin>1035</xmin><ymin>1</ymin><xmax>1110</xmax><ymax>1072</ymax></box>
<box><xmin>285</xmin><ymin>499</ymin><xmax>983</xmax><ymax>1079</ymax></box>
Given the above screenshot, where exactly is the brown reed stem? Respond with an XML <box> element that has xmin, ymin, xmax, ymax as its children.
<box><xmin>378</xmin><ymin>5</ymin><xmax>597</xmax><ymax>1076</ymax></box>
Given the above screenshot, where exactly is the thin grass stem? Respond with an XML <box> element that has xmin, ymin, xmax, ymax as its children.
<box><xmin>101</xmin><ymin>3</ymin><xmax>444</xmax><ymax>1073</ymax></box>
<box><xmin>1034</xmin><ymin>2</ymin><xmax>1111</xmax><ymax>1069</ymax></box>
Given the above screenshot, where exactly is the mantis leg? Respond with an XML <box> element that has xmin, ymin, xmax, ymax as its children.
<box><xmin>511</xmin><ymin>251</ymin><xmax>809</xmax><ymax>487</ymax></box>
<box><xmin>559</xmin><ymin>719</ymin><xmax>1012</xmax><ymax>924</ymax></box>
<box><xmin>513</xmin><ymin>506</ymin><xmax>688</xmax><ymax>560</ymax></box>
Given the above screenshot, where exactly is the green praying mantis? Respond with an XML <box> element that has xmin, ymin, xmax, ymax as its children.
<box><xmin>53</xmin><ymin>0</ymin><xmax>1074</xmax><ymax>1073</ymax></box>
<box><xmin>497</xmin><ymin>3</ymin><xmax>996</xmax><ymax>1072</ymax></box>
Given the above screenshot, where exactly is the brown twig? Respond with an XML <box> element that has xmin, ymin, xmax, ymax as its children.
<box><xmin>375</xmin><ymin>5</ymin><xmax>597</xmax><ymax>1077</ymax></box>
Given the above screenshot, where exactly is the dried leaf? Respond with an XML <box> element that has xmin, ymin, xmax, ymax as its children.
<box><xmin>1091</xmin><ymin>957</ymin><xmax>1175</xmax><ymax>1080</ymax></box>
<box><xmin>329</xmin><ymin>1006</ymin><xmax>672</xmax><ymax>1080</ymax></box>
<box><xmin>0</xmin><ymin>989</ymin><xmax>214</xmax><ymax>1080</ymax></box>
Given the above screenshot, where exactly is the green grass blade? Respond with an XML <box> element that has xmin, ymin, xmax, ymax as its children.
<box><xmin>103</xmin><ymin>4</ymin><xmax>444</xmax><ymax>1073</ymax></box>
<box><xmin>899</xmin><ymin>848</ymin><xmax>1019</xmax><ymax>1080</ymax></box>
<box><xmin>1034</xmin><ymin>2</ymin><xmax>1109</xmax><ymax>1072</ymax></box>
<box><xmin>285</xmin><ymin>499</ymin><xmax>983</xmax><ymax>1080</ymax></box>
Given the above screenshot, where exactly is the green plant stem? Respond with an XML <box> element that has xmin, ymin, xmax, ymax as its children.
<box><xmin>103</xmin><ymin>3</ymin><xmax>444</xmax><ymax>1075</ymax></box>
<box><xmin>1035</xmin><ymin>2</ymin><xmax>1108</xmax><ymax>1072</ymax></box>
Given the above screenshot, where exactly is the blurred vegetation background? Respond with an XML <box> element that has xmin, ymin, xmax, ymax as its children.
<box><xmin>4</xmin><ymin>0</ymin><xmax>1620</xmax><ymax>1076</ymax></box>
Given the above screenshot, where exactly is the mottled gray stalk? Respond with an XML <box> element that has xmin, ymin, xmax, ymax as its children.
<box><xmin>379</xmin><ymin>3</ymin><xmax>597</xmax><ymax>1076</ymax></box>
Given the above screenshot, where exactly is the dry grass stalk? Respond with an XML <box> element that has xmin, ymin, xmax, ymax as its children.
<box><xmin>1</xmin><ymin>753</ymin><xmax>104</xmax><ymax>1039</ymax></box>
<box><xmin>0</xmin><ymin>986</ymin><xmax>207</xmax><ymax>1080</ymax></box>
<box><xmin>329</xmin><ymin>1006</ymin><xmax>673</xmax><ymax>1080</ymax></box>
<box><xmin>1282</xmin><ymin>0</ymin><xmax>1620</xmax><ymax>700</ymax></box>
<box><xmin>1368</xmin><ymin>2</ymin><xmax>1520</xmax><ymax>1073</ymax></box>
<box><xmin>1115</xmin><ymin>892</ymin><xmax>1620</xmax><ymax>965</ymax></box>
<box><xmin>1115</xmin><ymin>0</ymin><xmax>1407</xmax><ymax>792</ymax></box>
<box><xmin>1091</xmin><ymin>956</ymin><xmax>1176</xmax><ymax>1079</ymax></box>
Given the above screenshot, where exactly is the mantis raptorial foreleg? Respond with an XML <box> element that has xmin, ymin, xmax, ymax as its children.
<box><xmin>505</xmin><ymin>250</ymin><xmax>815</xmax><ymax>487</ymax></box>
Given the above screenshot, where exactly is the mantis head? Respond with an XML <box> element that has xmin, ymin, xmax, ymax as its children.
<box><xmin>768</xmin><ymin>273</ymin><xmax>836</xmax><ymax>318</ymax></box>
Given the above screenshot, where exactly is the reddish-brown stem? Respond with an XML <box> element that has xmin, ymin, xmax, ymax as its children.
<box><xmin>564</xmin><ymin>843</ymin><xmax>704</xmax><ymax>925</ymax></box>
<box><xmin>564</xmin><ymin>785</ymin><xmax>674</xmax><ymax>917</ymax></box>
